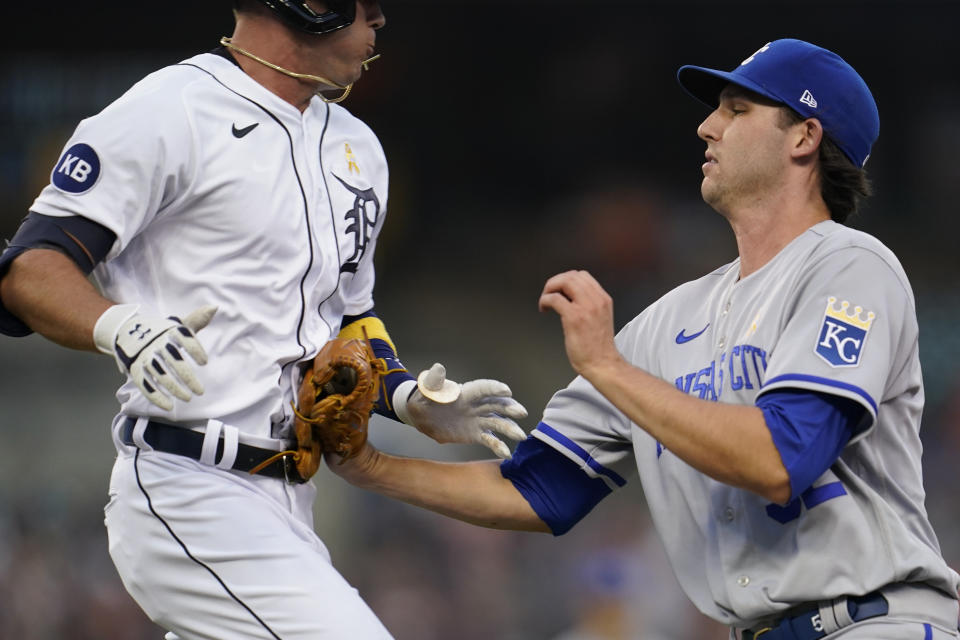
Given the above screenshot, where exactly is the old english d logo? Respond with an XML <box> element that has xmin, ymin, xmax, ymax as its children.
<box><xmin>332</xmin><ymin>173</ymin><xmax>380</xmax><ymax>274</ymax></box>
<box><xmin>815</xmin><ymin>297</ymin><xmax>876</xmax><ymax>367</ymax></box>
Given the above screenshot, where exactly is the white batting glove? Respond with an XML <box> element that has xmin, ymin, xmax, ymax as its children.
<box><xmin>393</xmin><ymin>363</ymin><xmax>528</xmax><ymax>458</ymax></box>
<box><xmin>93</xmin><ymin>304</ymin><xmax>217</xmax><ymax>411</ymax></box>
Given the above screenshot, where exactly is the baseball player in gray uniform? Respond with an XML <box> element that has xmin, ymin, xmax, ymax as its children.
<box><xmin>0</xmin><ymin>1</ymin><xmax>526</xmax><ymax>638</ymax></box>
<box><xmin>326</xmin><ymin>39</ymin><xmax>960</xmax><ymax>639</ymax></box>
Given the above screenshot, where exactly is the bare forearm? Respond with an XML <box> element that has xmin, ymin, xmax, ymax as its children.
<box><xmin>334</xmin><ymin>447</ymin><xmax>550</xmax><ymax>532</ymax></box>
<box><xmin>0</xmin><ymin>249</ymin><xmax>112</xmax><ymax>351</ymax></box>
<box><xmin>584</xmin><ymin>358</ymin><xmax>790</xmax><ymax>503</ymax></box>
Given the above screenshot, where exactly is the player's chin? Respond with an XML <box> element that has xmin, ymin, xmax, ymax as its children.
<box><xmin>700</xmin><ymin>180</ymin><xmax>722</xmax><ymax>207</ymax></box>
<box><xmin>321</xmin><ymin>62</ymin><xmax>361</xmax><ymax>89</ymax></box>
<box><xmin>347</xmin><ymin>56</ymin><xmax>371</xmax><ymax>79</ymax></box>
<box><xmin>334</xmin><ymin>66</ymin><xmax>362</xmax><ymax>88</ymax></box>
<box><xmin>700</xmin><ymin>178</ymin><xmax>713</xmax><ymax>199</ymax></box>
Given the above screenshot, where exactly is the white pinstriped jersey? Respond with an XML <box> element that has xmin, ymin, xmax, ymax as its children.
<box><xmin>533</xmin><ymin>220</ymin><xmax>960</xmax><ymax>628</ymax></box>
<box><xmin>31</xmin><ymin>52</ymin><xmax>389</xmax><ymax>439</ymax></box>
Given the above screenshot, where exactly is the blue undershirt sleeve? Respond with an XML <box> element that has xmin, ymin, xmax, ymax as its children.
<box><xmin>757</xmin><ymin>388</ymin><xmax>868</xmax><ymax>500</ymax></box>
<box><xmin>500</xmin><ymin>436</ymin><xmax>612</xmax><ymax>536</ymax></box>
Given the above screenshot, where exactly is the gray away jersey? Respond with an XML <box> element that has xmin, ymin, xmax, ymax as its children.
<box><xmin>534</xmin><ymin>220</ymin><xmax>960</xmax><ymax>628</ymax></box>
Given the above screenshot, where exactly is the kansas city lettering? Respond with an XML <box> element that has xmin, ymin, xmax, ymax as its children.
<box><xmin>674</xmin><ymin>344</ymin><xmax>768</xmax><ymax>400</ymax></box>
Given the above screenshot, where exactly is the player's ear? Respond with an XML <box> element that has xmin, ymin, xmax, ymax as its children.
<box><xmin>790</xmin><ymin>117</ymin><xmax>823</xmax><ymax>162</ymax></box>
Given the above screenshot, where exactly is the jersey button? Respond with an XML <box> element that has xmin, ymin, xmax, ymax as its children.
<box><xmin>722</xmin><ymin>301</ymin><xmax>731</xmax><ymax>315</ymax></box>
<box><xmin>717</xmin><ymin>336</ymin><xmax>726</xmax><ymax>350</ymax></box>
<box><xmin>737</xmin><ymin>575</ymin><xmax>750</xmax><ymax>587</ymax></box>
<box><xmin>724</xmin><ymin>507</ymin><xmax>735</xmax><ymax>522</ymax></box>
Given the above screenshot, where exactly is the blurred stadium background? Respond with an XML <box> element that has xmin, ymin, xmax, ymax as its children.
<box><xmin>2</xmin><ymin>1</ymin><xmax>958</xmax><ymax>638</ymax></box>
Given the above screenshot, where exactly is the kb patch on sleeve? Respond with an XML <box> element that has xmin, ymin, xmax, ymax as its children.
<box><xmin>815</xmin><ymin>296</ymin><xmax>876</xmax><ymax>367</ymax></box>
<box><xmin>51</xmin><ymin>143</ymin><xmax>101</xmax><ymax>194</ymax></box>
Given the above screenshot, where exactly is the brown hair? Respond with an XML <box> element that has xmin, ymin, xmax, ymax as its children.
<box><xmin>778</xmin><ymin>108</ymin><xmax>872</xmax><ymax>224</ymax></box>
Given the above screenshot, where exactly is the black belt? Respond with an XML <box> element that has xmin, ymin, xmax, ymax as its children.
<box><xmin>119</xmin><ymin>417</ymin><xmax>305</xmax><ymax>483</ymax></box>
<box><xmin>741</xmin><ymin>591</ymin><xmax>888</xmax><ymax>640</ymax></box>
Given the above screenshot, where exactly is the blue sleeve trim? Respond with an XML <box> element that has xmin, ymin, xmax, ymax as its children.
<box><xmin>765</xmin><ymin>481</ymin><xmax>848</xmax><ymax>523</ymax></box>
<box><xmin>536</xmin><ymin>422</ymin><xmax>627</xmax><ymax>488</ymax></box>
<box><xmin>761</xmin><ymin>373</ymin><xmax>878</xmax><ymax>415</ymax></box>
<box><xmin>757</xmin><ymin>388</ymin><xmax>866</xmax><ymax>499</ymax></box>
<box><xmin>500</xmin><ymin>436</ymin><xmax>611</xmax><ymax>536</ymax></box>
<box><xmin>802</xmin><ymin>480</ymin><xmax>847</xmax><ymax>507</ymax></box>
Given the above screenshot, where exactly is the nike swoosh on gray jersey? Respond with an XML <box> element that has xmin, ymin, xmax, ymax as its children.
<box><xmin>675</xmin><ymin>324</ymin><xmax>709</xmax><ymax>344</ymax></box>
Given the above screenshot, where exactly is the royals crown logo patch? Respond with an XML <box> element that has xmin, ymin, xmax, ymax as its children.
<box><xmin>815</xmin><ymin>297</ymin><xmax>876</xmax><ymax>367</ymax></box>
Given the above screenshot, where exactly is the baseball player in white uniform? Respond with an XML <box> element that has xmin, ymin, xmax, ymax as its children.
<box><xmin>324</xmin><ymin>39</ymin><xmax>960</xmax><ymax>639</ymax></box>
<box><xmin>0</xmin><ymin>1</ymin><xmax>526</xmax><ymax>638</ymax></box>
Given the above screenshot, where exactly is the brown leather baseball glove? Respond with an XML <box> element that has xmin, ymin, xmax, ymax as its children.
<box><xmin>292</xmin><ymin>337</ymin><xmax>385</xmax><ymax>479</ymax></box>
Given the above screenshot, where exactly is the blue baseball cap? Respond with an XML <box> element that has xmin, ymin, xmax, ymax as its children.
<box><xmin>677</xmin><ymin>39</ymin><xmax>879</xmax><ymax>168</ymax></box>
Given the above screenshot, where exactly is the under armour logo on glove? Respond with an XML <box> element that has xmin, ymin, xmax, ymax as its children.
<box><xmin>128</xmin><ymin>323</ymin><xmax>151</xmax><ymax>340</ymax></box>
<box><xmin>94</xmin><ymin>304</ymin><xmax>217</xmax><ymax>410</ymax></box>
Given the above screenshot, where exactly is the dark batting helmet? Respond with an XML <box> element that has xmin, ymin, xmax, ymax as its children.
<box><xmin>253</xmin><ymin>0</ymin><xmax>357</xmax><ymax>34</ymax></box>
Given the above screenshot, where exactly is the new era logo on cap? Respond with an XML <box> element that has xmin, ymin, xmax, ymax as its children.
<box><xmin>676</xmin><ymin>39</ymin><xmax>880</xmax><ymax>168</ymax></box>
<box><xmin>799</xmin><ymin>90</ymin><xmax>818</xmax><ymax>108</ymax></box>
